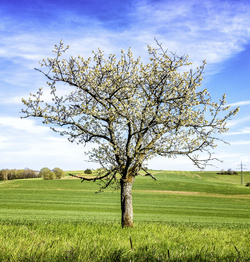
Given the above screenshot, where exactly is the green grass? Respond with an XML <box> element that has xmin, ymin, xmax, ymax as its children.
<box><xmin>0</xmin><ymin>170</ymin><xmax>250</xmax><ymax>261</ymax></box>
<box><xmin>134</xmin><ymin>170</ymin><xmax>250</xmax><ymax>195</ymax></box>
<box><xmin>0</xmin><ymin>221</ymin><xmax>249</xmax><ymax>261</ymax></box>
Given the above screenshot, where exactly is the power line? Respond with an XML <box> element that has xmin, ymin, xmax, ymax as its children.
<box><xmin>237</xmin><ymin>162</ymin><xmax>247</xmax><ymax>185</ymax></box>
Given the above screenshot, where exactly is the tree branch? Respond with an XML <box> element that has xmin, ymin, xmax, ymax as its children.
<box><xmin>68</xmin><ymin>171</ymin><xmax>111</xmax><ymax>182</ymax></box>
<box><xmin>140</xmin><ymin>167</ymin><xmax>157</xmax><ymax>180</ymax></box>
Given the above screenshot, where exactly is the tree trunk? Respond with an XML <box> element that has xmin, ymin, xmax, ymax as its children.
<box><xmin>120</xmin><ymin>176</ymin><xmax>134</xmax><ymax>228</ymax></box>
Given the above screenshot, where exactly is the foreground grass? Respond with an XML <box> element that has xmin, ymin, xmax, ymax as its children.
<box><xmin>1</xmin><ymin>221</ymin><xmax>249</xmax><ymax>261</ymax></box>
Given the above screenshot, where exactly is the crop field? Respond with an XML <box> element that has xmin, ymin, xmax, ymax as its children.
<box><xmin>0</xmin><ymin>170</ymin><xmax>250</xmax><ymax>261</ymax></box>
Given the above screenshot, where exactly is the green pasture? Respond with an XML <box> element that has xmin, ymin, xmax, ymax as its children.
<box><xmin>0</xmin><ymin>170</ymin><xmax>250</xmax><ymax>261</ymax></box>
<box><xmin>0</xmin><ymin>170</ymin><xmax>249</xmax><ymax>225</ymax></box>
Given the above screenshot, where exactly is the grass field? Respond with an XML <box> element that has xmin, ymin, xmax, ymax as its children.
<box><xmin>0</xmin><ymin>170</ymin><xmax>250</xmax><ymax>261</ymax></box>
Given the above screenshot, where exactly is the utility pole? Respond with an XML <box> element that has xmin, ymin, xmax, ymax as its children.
<box><xmin>237</xmin><ymin>162</ymin><xmax>247</xmax><ymax>186</ymax></box>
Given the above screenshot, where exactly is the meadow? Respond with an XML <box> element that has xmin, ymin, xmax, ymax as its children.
<box><xmin>0</xmin><ymin>170</ymin><xmax>249</xmax><ymax>261</ymax></box>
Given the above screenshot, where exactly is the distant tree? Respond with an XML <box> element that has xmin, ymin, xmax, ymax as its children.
<box><xmin>39</xmin><ymin>167</ymin><xmax>56</xmax><ymax>180</ymax></box>
<box><xmin>22</xmin><ymin>40</ymin><xmax>239</xmax><ymax>227</ymax></box>
<box><xmin>6</xmin><ymin>169</ymin><xmax>18</xmax><ymax>180</ymax></box>
<box><xmin>53</xmin><ymin>167</ymin><xmax>64</xmax><ymax>179</ymax></box>
<box><xmin>84</xmin><ymin>168</ymin><xmax>92</xmax><ymax>174</ymax></box>
<box><xmin>217</xmin><ymin>169</ymin><xmax>238</xmax><ymax>175</ymax></box>
<box><xmin>20</xmin><ymin>169</ymin><xmax>37</xmax><ymax>179</ymax></box>
<box><xmin>0</xmin><ymin>169</ymin><xmax>9</xmax><ymax>180</ymax></box>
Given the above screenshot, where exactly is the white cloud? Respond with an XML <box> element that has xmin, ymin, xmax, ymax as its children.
<box><xmin>132</xmin><ymin>0</ymin><xmax>250</xmax><ymax>67</ymax></box>
<box><xmin>230</xmin><ymin>140</ymin><xmax>250</xmax><ymax>145</ymax></box>
<box><xmin>1</xmin><ymin>0</ymin><xmax>250</xmax><ymax>86</ymax></box>
<box><xmin>0</xmin><ymin>136</ymin><xmax>95</xmax><ymax>170</ymax></box>
<box><xmin>228</xmin><ymin>100</ymin><xmax>250</xmax><ymax>107</ymax></box>
<box><xmin>148</xmin><ymin>155</ymin><xmax>197</xmax><ymax>171</ymax></box>
<box><xmin>225</xmin><ymin>116</ymin><xmax>250</xmax><ymax>128</ymax></box>
<box><xmin>225</xmin><ymin>127</ymin><xmax>250</xmax><ymax>136</ymax></box>
<box><xmin>0</xmin><ymin>116</ymin><xmax>99</xmax><ymax>170</ymax></box>
<box><xmin>2</xmin><ymin>0</ymin><xmax>250</xmax><ymax>68</ymax></box>
<box><xmin>0</xmin><ymin>117</ymin><xmax>49</xmax><ymax>135</ymax></box>
<box><xmin>214</xmin><ymin>152</ymin><xmax>242</xmax><ymax>159</ymax></box>
<box><xmin>0</xmin><ymin>135</ymin><xmax>8</xmax><ymax>149</ymax></box>
<box><xmin>0</xmin><ymin>95</ymin><xmax>22</xmax><ymax>104</ymax></box>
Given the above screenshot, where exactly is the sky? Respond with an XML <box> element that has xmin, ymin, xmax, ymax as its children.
<box><xmin>0</xmin><ymin>0</ymin><xmax>250</xmax><ymax>172</ymax></box>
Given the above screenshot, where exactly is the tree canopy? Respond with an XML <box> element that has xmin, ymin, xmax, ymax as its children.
<box><xmin>22</xmin><ymin>40</ymin><xmax>239</xmax><ymax>226</ymax></box>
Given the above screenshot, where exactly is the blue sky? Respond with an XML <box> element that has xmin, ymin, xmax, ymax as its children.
<box><xmin>1</xmin><ymin>0</ymin><xmax>250</xmax><ymax>171</ymax></box>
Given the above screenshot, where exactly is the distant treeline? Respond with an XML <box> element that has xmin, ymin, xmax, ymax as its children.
<box><xmin>0</xmin><ymin>167</ymin><xmax>65</xmax><ymax>181</ymax></box>
<box><xmin>0</xmin><ymin>169</ymin><xmax>39</xmax><ymax>180</ymax></box>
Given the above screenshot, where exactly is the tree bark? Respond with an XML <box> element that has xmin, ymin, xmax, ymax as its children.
<box><xmin>120</xmin><ymin>176</ymin><xmax>134</xmax><ymax>228</ymax></box>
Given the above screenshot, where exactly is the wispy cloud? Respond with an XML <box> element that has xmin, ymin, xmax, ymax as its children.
<box><xmin>1</xmin><ymin>0</ymin><xmax>250</xmax><ymax>70</ymax></box>
<box><xmin>230</xmin><ymin>140</ymin><xmax>250</xmax><ymax>145</ymax></box>
<box><xmin>0</xmin><ymin>117</ymin><xmax>49</xmax><ymax>134</ymax></box>
<box><xmin>0</xmin><ymin>94</ymin><xmax>23</xmax><ymax>104</ymax></box>
<box><xmin>225</xmin><ymin>116</ymin><xmax>250</xmax><ymax>128</ymax></box>
<box><xmin>132</xmin><ymin>0</ymin><xmax>250</xmax><ymax>66</ymax></box>
<box><xmin>0</xmin><ymin>116</ymin><xmax>98</xmax><ymax>170</ymax></box>
<box><xmin>228</xmin><ymin>100</ymin><xmax>250</xmax><ymax>107</ymax></box>
<box><xmin>225</xmin><ymin>127</ymin><xmax>250</xmax><ymax>136</ymax></box>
